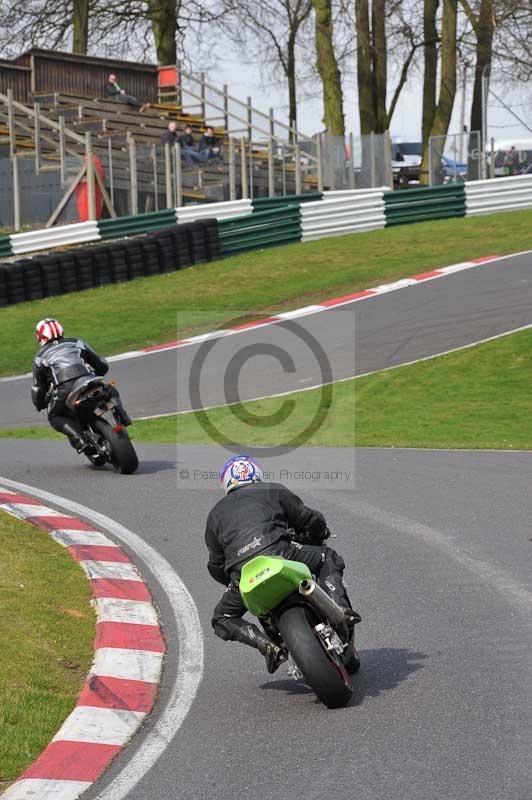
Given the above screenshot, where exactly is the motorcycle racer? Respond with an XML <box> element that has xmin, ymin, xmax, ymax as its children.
<box><xmin>206</xmin><ymin>455</ymin><xmax>359</xmax><ymax>674</ymax></box>
<box><xmin>31</xmin><ymin>318</ymin><xmax>131</xmax><ymax>453</ymax></box>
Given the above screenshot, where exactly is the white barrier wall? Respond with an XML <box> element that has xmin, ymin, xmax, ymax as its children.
<box><xmin>176</xmin><ymin>199</ymin><xmax>253</xmax><ymax>223</ymax></box>
<box><xmin>10</xmin><ymin>222</ymin><xmax>101</xmax><ymax>255</ymax></box>
<box><xmin>301</xmin><ymin>188</ymin><xmax>387</xmax><ymax>242</ymax></box>
<box><xmin>465</xmin><ymin>174</ymin><xmax>532</xmax><ymax>216</ymax></box>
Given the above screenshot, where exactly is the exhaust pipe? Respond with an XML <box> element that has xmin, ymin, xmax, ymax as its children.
<box><xmin>299</xmin><ymin>579</ymin><xmax>346</xmax><ymax>627</ymax></box>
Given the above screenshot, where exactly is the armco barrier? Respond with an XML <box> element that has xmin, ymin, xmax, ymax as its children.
<box><xmin>252</xmin><ymin>192</ymin><xmax>323</xmax><ymax>211</ymax></box>
<box><xmin>10</xmin><ymin>221</ymin><xmax>101</xmax><ymax>256</ymax></box>
<box><xmin>177</xmin><ymin>199</ymin><xmax>253</xmax><ymax>223</ymax></box>
<box><xmin>0</xmin><ymin>234</ymin><xmax>13</xmax><ymax>258</ymax></box>
<box><xmin>465</xmin><ymin>174</ymin><xmax>532</xmax><ymax>216</ymax></box>
<box><xmin>0</xmin><ymin>219</ymin><xmax>220</xmax><ymax>308</ymax></box>
<box><xmin>99</xmin><ymin>209</ymin><xmax>178</xmax><ymax>239</ymax></box>
<box><xmin>300</xmin><ymin>189</ymin><xmax>387</xmax><ymax>242</ymax></box>
<box><xmin>218</xmin><ymin>205</ymin><xmax>301</xmax><ymax>255</ymax></box>
<box><xmin>385</xmin><ymin>183</ymin><xmax>465</xmax><ymax>226</ymax></box>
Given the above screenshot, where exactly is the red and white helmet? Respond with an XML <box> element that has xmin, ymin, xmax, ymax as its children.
<box><xmin>35</xmin><ymin>318</ymin><xmax>64</xmax><ymax>345</ymax></box>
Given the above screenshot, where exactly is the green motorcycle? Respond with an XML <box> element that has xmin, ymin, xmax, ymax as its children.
<box><xmin>240</xmin><ymin>554</ymin><xmax>360</xmax><ymax>709</ymax></box>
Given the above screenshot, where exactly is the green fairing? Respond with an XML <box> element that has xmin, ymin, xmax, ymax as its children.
<box><xmin>240</xmin><ymin>555</ymin><xmax>312</xmax><ymax>617</ymax></box>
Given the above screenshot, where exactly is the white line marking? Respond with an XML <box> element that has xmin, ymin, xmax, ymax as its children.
<box><xmin>1</xmin><ymin>779</ymin><xmax>93</xmax><ymax>800</ymax></box>
<box><xmin>2</xmin><ymin>248</ymin><xmax>531</xmax><ymax>384</ymax></box>
<box><xmin>52</xmin><ymin>707</ymin><xmax>146</xmax><ymax>746</ymax></box>
<box><xmin>2</xmin><ymin>503</ymin><xmax>64</xmax><ymax>517</ymax></box>
<box><xmin>80</xmin><ymin>561</ymin><xmax>143</xmax><ymax>582</ymax></box>
<box><xmin>350</xmin><ymin>499</ymin><xmax>532</xmax><ymax>621</ymax></box>
<box><xmin>135</xmin><ymin>320</ymin><xmax>532</xmax><ymax>420</ymax></box>
<box><xmin>92</xmin><ymin>648</ymin><xmax>165</xmax><ymax>684</ymax></box>
<box><xmin>94</xmin><ymin>598</ymin><xmax>159</xmax><ymax>626</ymax></box>
<box><xmin>50</xmin><ymin>529</ymin><xmax>119</xmax><ymax>547</ymax></box>
<box><xmin>0</xmin><ymin>475</ymin><xmax>204</xmax><ymax>800</ymax></box>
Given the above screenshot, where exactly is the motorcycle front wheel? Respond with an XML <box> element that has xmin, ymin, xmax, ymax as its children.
<box><xmin>278</xmin><ymin>605</ymin><xmax>353</xmax><ymax>709</ymax></box>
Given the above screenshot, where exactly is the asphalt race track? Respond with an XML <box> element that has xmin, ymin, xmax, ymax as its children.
<box><xmin>1</xmin><ymin>442</ymin><xmax>531</xmax><ymax>799</ymax></box>
<box><xmin>3</xmin><ymin>251</ymin><xmax>532</xmax><ymax>427</ymax></box>
<box><xmin>1</xmin><ymin>249</ymin><xmax>532</xmax><ymax>799</ymax></box>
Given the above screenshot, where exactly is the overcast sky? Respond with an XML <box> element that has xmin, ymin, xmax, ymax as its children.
<box><xmin>210</xmin><ymin>53</ymin><xmax>532</xmax><ymax>148</ymax></box>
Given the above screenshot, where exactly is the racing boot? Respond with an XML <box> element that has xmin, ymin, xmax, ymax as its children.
<box><xmin>256</xmin><ymin>636</ymin><xmax>288</xmax><ymax>674</ymax></box>
<box><xmin>111</xmin><ymin>389</ymin><xmax>132</xmax><ymax>426</ymax></box>
<box><xmin>62</xmin><ymin>422</ymin><xmax>89</xmax><ymax>454</ymax></box>
<box><xmin>236</xmin><ymin>623</ymin><xmax>288</xmax><ymax>674</ymax></box>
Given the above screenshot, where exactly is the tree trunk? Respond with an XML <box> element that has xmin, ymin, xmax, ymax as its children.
<box><xmin>313</xmin><ymin>0</ymin><xmax>345</xmax><ymax>135</ymax></box>
<box><xmin>72</xmin><ymin>0</ymin><xmax>89</xmax><ymax>54</ymax></box>
<box><xmin>287</xmin><ymin>33</ymin><xmax>298</xmax><ymax>134</ymax></box>
<box><xmin>420</xmin><ymin>0</ymin><xmax>458</xmax><ymax>184</ymax></box>
<box><xmin>421</xmin><ymin>0</ymin><xmax>439</xmax><ymax>156</ymax></box>
<box><xmin>149</xmin><ymin>0</ymin><xmax>178</xmax><ymax>65</ymax></box>
<box><xmin>469</xmin><ymin>0</ymin><xmax>494</xmax><ymax>147</ymax></box>
<box><xmin>371</xmin><ymin>0</ymin><xmax>387</xmax><ymax>132</ymax></box>
<box><xmin>356</xmin><ymin>0</ymin><xmax>375</xmax><ymax>135</ymax></box>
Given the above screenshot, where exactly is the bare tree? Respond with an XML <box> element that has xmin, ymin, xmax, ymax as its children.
<box><xmin>0</xmin><ymin>0</ymin><xmax>216</xmax><ymax>65</ymax></box>
<box><xmin>313</xmin><ymin>0</ymin><xmax>345</xmax><ymax>135</ymax></box>
<box><xmin>72</xmin><ymin>0</ymin><xmax>89</xmax><ymax>53</ymax></box>
<box><xmin>420</xmin><ymin>0</ymin><xmax>458</xmax><ymax>183</ymax></box>
<box><xmin>215</xmin><ymin>0</ymin><xmax>313</xmax><ymax>132</ymax></box>
<box><xmin>355</xmin><ymin>0</ymin><xmax>424</xmax><ymax>134</ymax></box>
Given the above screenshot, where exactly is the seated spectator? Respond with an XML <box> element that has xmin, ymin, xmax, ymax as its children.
<box><xmin>199</xmin><ymin>126</ymin><xmax>223</xmax><ymax>163</ymax></box>
<box><xmin>178</xmin><ymin>124</ymin><xmax>202</xmax><ymax>167</ymax></box>
<box><xmin>104</xmin><ymin>73</ymin><xmax>149</xmax><ymax>113</ymax></box>
<box><xmin>161</xmin><ymin>121</ymin><xmax>201</xmax><ymax>168</ymax></box>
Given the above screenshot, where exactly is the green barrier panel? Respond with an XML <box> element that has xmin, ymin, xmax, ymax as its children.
<box><xmin>386</xmin><ymin>208</ymin><xmax>466</xmax><ymax>227</ymax></box>
<box><xmin>385</xmin><ymin>198</ymin><xmax>465</xmax><ymax>216</ymax></box>
<box><xmin>252</xmin><ymin>192</ymin><xmax>322</xmax><ymax>211</ymax></box>
<box><xmin>0</xmin><ymin>235</ymin><xmax>13</xmax><ymax>258</ymax></box>
<box><xmin>384</xmin><ymin>184</ymin><xmax>465</xmax><ymax>205</ymax></box>
<box><xmin>220</xmin><ymin>221</ymin><xmax>301</xmax><ymax>248</ymax></box>
<box><xmin>221</xmin><ymin>229</ymin><xmax>301</xmax><ymax>256</ymax></box>
<box><xmin>384</xmin><ymin>184</ymin><xmax>465</xmax><ymax>226</ymax></box>
<box><xmin>219</xmin><ymin>204</ymin><xmax>301</xmax><ymax>255</ymax></box>
<box><xmin>98</xmin><ymin>209</ymin><xmax>177</xmax><ymax>239</ymax></box>
<box><xmin>219</xmin><ymin>204</ymin><xmax>300</xmax><ymax>229</ymax></box>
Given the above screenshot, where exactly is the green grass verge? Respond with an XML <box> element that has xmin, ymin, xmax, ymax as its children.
<box><xmin>3</xmin><ymin>327</ymin><xmax>531</xmax><ymax>450</ymax></box>
<box><xmin>1</xmin><ymin>209</ymin><xmax>532</xmax><ymax>377</ymax></box>
<box><xmin>0</xmin><ymin>512</ymin><xmax>94</xmax><ymax>788</ymax></box>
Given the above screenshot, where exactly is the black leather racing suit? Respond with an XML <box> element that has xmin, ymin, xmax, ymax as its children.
<box><xmin>205</xmin><ymin>481</ymin><xmax>351</xmax><ymax>648</ymax></box>
<box><xmin>32</xmin><ymin>338</ymin><xmax>122</xmax><ymax>446</ymax></box>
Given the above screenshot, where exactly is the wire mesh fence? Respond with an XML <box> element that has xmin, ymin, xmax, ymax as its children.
<box><xmin>428</xmin><ymin>131</ymin><xmax>481</xmax><ymax>185</ymax></box>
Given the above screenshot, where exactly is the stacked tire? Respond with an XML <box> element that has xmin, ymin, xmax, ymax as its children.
<box><xmin>0</xmin><ymin>217</ymin><xmax>221</xmax><ymax>307</ymax></box>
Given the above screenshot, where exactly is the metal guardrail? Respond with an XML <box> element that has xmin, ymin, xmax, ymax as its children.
<box><xmin>301</xmin><ymin>189</ymin><xmax>387</xmax><ymax>242</ymax></box>
<box><xmin>0</xmin><ymin>234</ymin><xmax>13</xmax><ymax>257</ymax></box>
<box><xmin>218</xmin><ymin>205</ymin><xmax>301</xmax><ymax>255</ymax></box>
<box><xmin>10</xmin><ymin>221</ymin><xmax>100</xmax><ymax>255</ymax></box>
<box><xmin>465</xmin><ymin>174</ymin><xmax>532</xmax><ymax>216</ymax></box>
<box><xmin>252</xmin><ymin>193</ymin><xmax>323</xmax><ymax>211</ymax></box>
<box><xmin>177</xmin><ymin>199</ymin><xmax>253</xmax><ymax>223</ymax></box>
<box><xmin>384</xmin><ymin>184</ymin><xmax>466</xmax><ymax>226</ymax></box>
<box><xmin>99</xmin><ymin>209</ymin><xmax>177</xmax><ymax>239</ymax></box>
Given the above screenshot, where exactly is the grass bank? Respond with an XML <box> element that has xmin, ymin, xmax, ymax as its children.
<box><xmin>1</xmin><ymin>209</ymin><xmax>531</xmax><ymax>377</ymax></box>
<box><xmin>2</xmin><ymin>327</ymin><xmax>531</xmax><ymax>450</ymax></box>
<box><xmin>0</xmin><ymin>512</ymin><xmax>94</xmax><ymax>788</ymax></box>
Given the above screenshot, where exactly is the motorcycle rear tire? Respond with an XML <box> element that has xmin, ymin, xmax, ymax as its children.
<box><xmin>93</xmin><ymin>420</ymin><xmax>139</xmax><ymax>475</ymax></box>
<box><xmin>278</xmin><ymin>605</ymin><xmax>353</xmax><ymax>709</ymax></box>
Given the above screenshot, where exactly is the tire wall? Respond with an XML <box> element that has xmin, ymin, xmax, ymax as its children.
<box><xmin>0</xmin><ymin>219</ymin><xmax>221</xmax><ymax>308</ymax></box>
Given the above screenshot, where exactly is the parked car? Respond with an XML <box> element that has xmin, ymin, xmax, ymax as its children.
<box><xmin>441</xmin><ymin>155</ymin><xmax>467</xmax><ymax>181</ymax></box>
<box><xmin>392</xmin><ymin>141</ymin><xmax>422</xmax><ymax>186</ymax></box>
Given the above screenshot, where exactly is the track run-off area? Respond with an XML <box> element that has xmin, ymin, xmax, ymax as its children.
<box><xmin>1</xmin><ymin>249</ymin><xmax>532</xmax><ymax>798</ymax></box>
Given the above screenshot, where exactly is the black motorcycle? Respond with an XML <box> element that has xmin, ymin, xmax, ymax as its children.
<box><xmin>65</xmin><ymin>377</ymin><xmax>139</xmax><ymax>474</ymax></box>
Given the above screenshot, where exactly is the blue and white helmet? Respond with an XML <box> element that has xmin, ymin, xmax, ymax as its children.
<box><xmin>220</xmin><ymin>454</ymin><xmax>264</xmax><ymax>494</ymax></box>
